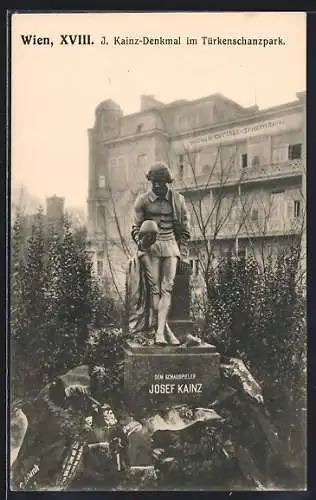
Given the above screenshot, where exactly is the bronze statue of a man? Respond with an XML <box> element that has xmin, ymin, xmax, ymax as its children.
<box><xmin>131</xmin><ymin>161</ymin><xmax>191</xmax><ymax>345</ymax></box>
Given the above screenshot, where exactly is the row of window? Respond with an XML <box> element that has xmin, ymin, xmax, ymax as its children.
<box><xmin>188</xmin><ymin>192</ymin><xmax>302</xmax><ymax>230</ymax></box>
<box><xmin>190</xmin><ymin>253</ymin><xmax>246</xmax><ymax>276</ymax></box>
<box><xmin>241</xmin><ymin>143</ymin><xmax>302</xmax><ymax>169</ymax></box>
<box><xmin>218</xmin><ymin>195</ymin><xmax>301</xmax><ymax>223</ymax></box>
<box><xmin>96</xmin><ymin>234</ymin><xmax>300</xmax><ymax>278</ymax></box>
<box><xmin>177</xmin><ymin>143</ymin><xmax>302</xmax><ymax>179</ymax></box>
<box><xmin>109</xmin><ymin>153</ymin><xmax>148</xmax><ymax>171</ymax></box>
<box><xmin>98</xmin><ymin>153</ymin><xmax>149</xmax><ymax>188</ymax></box>
<box><xmin>97</xmin><ymin>142</ymin><xmax>302</xmax><ymax>188</ymax></box>
<box><xmin>247</xmin><ymin>199</ymin><xmax>301</xmax><ymax>222</ymax></box>
<box><xmin>189</xmin><ymin>242</ymin><xmax>302</xmax><ymax>276</ymax></box>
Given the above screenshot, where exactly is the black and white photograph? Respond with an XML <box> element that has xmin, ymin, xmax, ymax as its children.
<box><xmin>9</xmin><ymin>11</ymin><xmax>306</xmax><ymax>491</ymax></box>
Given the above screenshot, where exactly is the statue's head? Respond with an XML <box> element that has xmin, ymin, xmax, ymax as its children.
<box><xmin>146</xmin><ymin>162</ymin><xmax>173</xmax><ymax>197</ymax></box>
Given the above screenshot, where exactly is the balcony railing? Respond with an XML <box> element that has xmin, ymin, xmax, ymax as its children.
<box><xmin>173</xmin><ymin>159</ymin><xmax>304</xmax><ymax>191</ymax></box>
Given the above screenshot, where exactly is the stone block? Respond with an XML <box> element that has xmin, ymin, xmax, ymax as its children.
<box><xmin>123</xmin><ymin>341</ymin><xmax>221</xmax><ymax>411</ymax></box>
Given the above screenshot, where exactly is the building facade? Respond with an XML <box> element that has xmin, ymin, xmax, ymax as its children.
<box><xmin>87</xmin><ymin>92</ymin><xmax>306</xmax><ymax>290</ymax></box>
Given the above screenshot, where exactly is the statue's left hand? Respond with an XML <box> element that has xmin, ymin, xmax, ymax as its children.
<box><xmin>138</xmin><ymin>233</ymin><xmax>157</xmax><ymax>251</ymax></box>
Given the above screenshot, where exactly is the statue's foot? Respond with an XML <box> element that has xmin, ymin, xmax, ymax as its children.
<box><xmin>185</xmin><ymin>333</ymin><xmax>202</xmax><ymax>347</ymax></box>
<box><xmin>154</xmin><ymin>332</ymin><xmax>167</xmax><ymax>345</ymax></box>
<box><xmin>165</xmin><ymin>324</ymin><xmax>181</xmax><ymax>346</ymax></box>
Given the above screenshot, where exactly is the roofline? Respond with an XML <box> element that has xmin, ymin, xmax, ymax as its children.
<box><xmin>89</xmin><ymin>92</ymin><xmax>305</xmax><ymax>138</ymax></box>
<box><xmin>164</xmin><ymin>90</ymin><xmax>305</xmax><ymax>113</ymax></box>
<box><xmin>252</xmin><ymin>98</ymin><xmax>305</xmax><ymax>116</ymax></box>
<box><xmin>171</xmin><ymin>101</ymin><xmax>304</xmax><ymax>141</ymax></box>
<box><xmin>103</xmin><ymin>107</ymin><xmax>164</xmax><ymax>121</ymax></box>
<box><xmin>88</xmin><ymin>99</ymin><xmax>303</xmax><ymax>142</ymax></box>
<box><xmin>93</xmin><ymin>91</ymin><xmax>305</xmax><ymax>122</ymax></box>
<box><xmin>165</xmin><ymin>92</ymin><xmax>247</xmax><ymax>112</ymax></box>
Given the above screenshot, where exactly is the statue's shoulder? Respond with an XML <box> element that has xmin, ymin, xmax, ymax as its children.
<box><xmin>134</xmin><ymin>191</ymin><xmax>151</xmax><ymax>206</ymax></box>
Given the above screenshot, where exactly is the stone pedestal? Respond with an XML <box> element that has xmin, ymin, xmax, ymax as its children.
<box><xmin>123</xmin><ymin>341</ymin><xmax>221</xmax><ymax>411</ymax></box>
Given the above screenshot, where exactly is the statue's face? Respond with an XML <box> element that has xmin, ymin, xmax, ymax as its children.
<box><xmin>152</xmin><ymin>180</ymin><xmax>168</xmax><ymax>198</ymax></box>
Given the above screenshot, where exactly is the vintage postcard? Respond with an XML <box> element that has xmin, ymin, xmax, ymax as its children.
<box><xmin>9</xmin><ymin>11</ymin><xmax>306</xmax><ymax>491</ymax></box>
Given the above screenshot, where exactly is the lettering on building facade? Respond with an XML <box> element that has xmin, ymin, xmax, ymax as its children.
<box><xmin>177</xmin><ymin>113</ymin><xmax>303</xmax><ymax>152</ymax></box>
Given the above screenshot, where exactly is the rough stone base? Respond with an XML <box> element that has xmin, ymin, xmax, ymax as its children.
<box><xmin>123</xmin><ymin>341</ymin><xmax>221</xmax><ymax>411</ymax></box>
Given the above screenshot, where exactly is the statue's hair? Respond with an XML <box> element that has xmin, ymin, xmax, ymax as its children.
<box><xmin>146</xmin><ymin>161</ymin><xmax>174</xmax><ymax>182</ymax></box>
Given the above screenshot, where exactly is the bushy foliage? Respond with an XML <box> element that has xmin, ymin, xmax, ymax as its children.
<box><xmin>84</xmin><ymin>327</ymin><xmax>129</xmax><ymax>406</ymax></box>
<box><xmin>11</xmin><ymin>210</ymin><xmax>119</xmax><ymax>400</ymax></box>
<box><xmin>204</xmin><ymin>248</ymin><xmax>305</xmax><ymax>392</ymax></box>
<box><xmin>202</xmin><ymin>247</ymin><xmax>306</xmax><ymax>469</ymax></box>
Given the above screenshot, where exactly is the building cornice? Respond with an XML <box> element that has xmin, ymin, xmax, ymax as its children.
<box><xmin>97</xmin><ymin>128</ymin><xmax>170</xmax><ymax>146</ymax></box>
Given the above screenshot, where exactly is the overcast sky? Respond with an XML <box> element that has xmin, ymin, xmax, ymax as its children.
<box><xmin>11</xmin><ymin>12</ymin><xmax>306</xmax><ymax>210</ymax></box>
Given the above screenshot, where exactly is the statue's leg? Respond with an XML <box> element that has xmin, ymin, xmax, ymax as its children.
<box><xmin>140</xmin><ymin>254</ymin><xmax>166</xmax><ymax>344</ymax></box>
<box><xmin>165</xmin><ymin>323</ymin><xmax>180</xmax><ymax>345</ymax></box>
<box><xmin>158</xmin><ymin>257</ymin><xmax>180</xmax><ymax>345</ymax></box>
